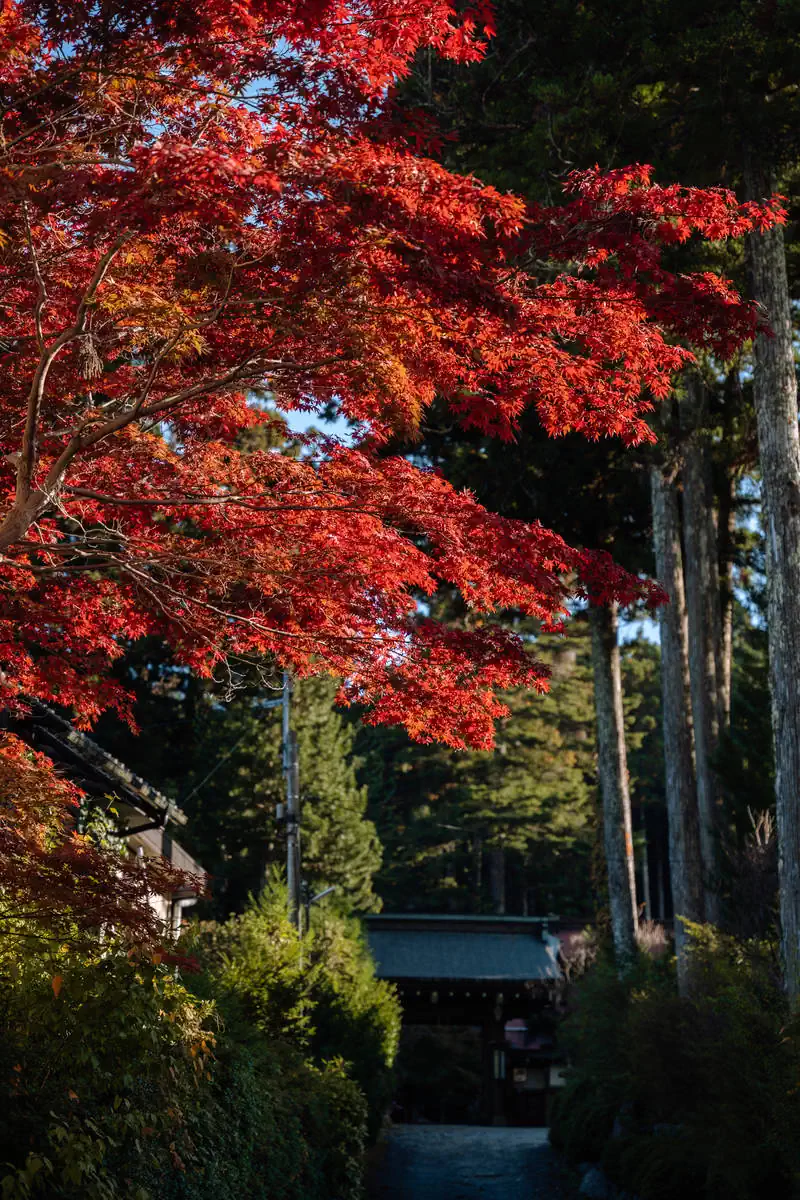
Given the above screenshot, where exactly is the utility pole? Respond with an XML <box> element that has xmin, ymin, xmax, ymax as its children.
<box><xmin>280</xmin><ymin>671</ymin><xmax>302</xmax><ymax>929</ymax></box>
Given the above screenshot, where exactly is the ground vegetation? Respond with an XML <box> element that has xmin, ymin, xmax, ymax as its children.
<box><xmin>0</xmin><ymin>884</ymin><xmax>399</xmax><ymax>1198</ymax></box>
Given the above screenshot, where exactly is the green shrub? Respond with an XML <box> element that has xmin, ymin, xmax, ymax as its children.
<box><xmin>550</xmin><ymin>926</ymin><xmax>800</xmax><ymax>1200</ymax></box>
<box><xmin>549</xmin><ymin>1075</ymin><xmax>618</xmax><ymax>1163</ymax></box>
<box><xmin>142</xmin><ymin>1040</ymin><xmax>367</xmax><ymax>1200</ymax></box>
<box><xmin>0</xmin><ymin>933</ymin><xmax>215</xmax><ymax>1199</ymax></box>
<box><xmin>189</xmin><ymin>884</ymin><xmax>400</xmax><ymax>1138</ymax></box>
<box><xmin>308</xmin><ymin>912</ymin><xmax>401</xmax><ymax>1139</ymax></box>
<box><xmin>190</xmin><ymin>889</ymin><xmax>315</xmax><ymax>1045</ymax></box>
<box><xmin>0</xmin><ymin>887</ymin><xmax>398</xmax><ymax>1200</ymax></box>
<box><xmin>604</xmin><ymin>1133</ymin><xmax>707</xmax><ymax>1200</ymax></box>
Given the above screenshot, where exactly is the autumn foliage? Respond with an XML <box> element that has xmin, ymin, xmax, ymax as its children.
<box><xmin>0</xmin><ymin>0</ymin><xmax>784</xmax><ymax>762</ymax></box>
<box><xmin>0</xmin><ymin>734</ymin><xmax>199</xmax><ymax>945</ymax></box>
<box><xmin>0</xmin><ymin>13</ymin><xmax>785</xmax><ymax>959</ymax></box>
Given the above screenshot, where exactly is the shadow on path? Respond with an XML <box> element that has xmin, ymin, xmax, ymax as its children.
<box><xmin>366</xmin><ymin>1125</ymin><xmax>572</xmax><ymax>1200</ymax></box>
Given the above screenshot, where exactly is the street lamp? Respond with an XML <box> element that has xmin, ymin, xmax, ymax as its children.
<box><xmin>302</xmin><ymin>884</ymin><xmax>336</xmax><ymax>933</ymax></box>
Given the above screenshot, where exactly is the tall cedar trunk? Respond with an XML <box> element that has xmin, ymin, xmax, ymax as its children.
<box><xmin>651</xmin><ymin>462</ymin><xmax>705</xmax><ymax>993</ymax></box>
<box><xmin>589</xmin><ymin>602</ymin><xmax>638</xmax><ymax>966</ymax></box>
<box><xmin>682</xmin><ymin>376</ymin><xmax>723</xmax><ymax>924</ymax></box>
<box><xmin>473</xmin><ymin>835</ymin><xmax>483</xmax><ymax>895</ymax></box>
<box><xmin>745</xmin><ymin>159</ymin><xmax>800</xmax><ymax>1006</ymax></box>
<box><xmin>489</xmin><ymin>846</ymin><xmax>506</xmax><ymax>914</ymax></box>
<box><xmin>639</xmin><ymin>809</ymin><xmax>652</xmax><ymax>922</ymax></box>
<box><xmin>656</xmin><ymin>854</ymin><xmax>666</xmax><ymax>923</ymax></box>
<box><xmin>716</xmin><ymin>466</ymin><xmax>737</xmax><ymax>728</ymax></box>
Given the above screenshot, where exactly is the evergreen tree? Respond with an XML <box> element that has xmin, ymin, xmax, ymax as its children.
<box><xmin>359</xmin><ymin>628</ymin><xmax>599</xmax><ymax>917</ymax></box>
<box><xmin>96</xmin><ymin>659</ymin><xmax>382</xmax><ymax>916</ymax></box>
<box><xmin>360</xmin><ymin>626</ymin><xmax>669</xmax><ymax>919</ymax></box>
<box><xmin>185</xmin><ymin>675</ymin><xmax>382</xmax><ymax>916</ymax></box>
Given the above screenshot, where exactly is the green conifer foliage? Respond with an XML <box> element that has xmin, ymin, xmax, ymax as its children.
<box><xmin>182</xmin><ymin>676</ymin><xmax>382</xmax><ymax>915</ymax></box>
<box><xmin>360</xmin><ymin>628</ymin><xmax>670</xmax><ymax>919</ymax></box>
<box><xmin>96</xmin><ymin>660</ymin><xmax>381</xmax><ymax>916</ymax></box>
<box><xmin>359</xmin><ymin>628</ymin><xmax>598</xmax><ymax>915</ymax></box>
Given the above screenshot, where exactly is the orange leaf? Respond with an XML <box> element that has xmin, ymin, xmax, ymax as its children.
<box><xmin>51</xmin><ymin>975</ymin><xmax>63</xmax><ymax>998</ymax></box>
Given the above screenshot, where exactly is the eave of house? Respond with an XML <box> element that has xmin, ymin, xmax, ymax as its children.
<box><xmin>10</xmin><ymin>699</ymin><xmax>187</xmax><ymax>828</ymax></box>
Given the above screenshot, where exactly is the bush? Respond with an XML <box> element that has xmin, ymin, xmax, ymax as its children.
<box><xmin>0</xmin><ymin>932</ymin><xmax>215</xmax><ymax>1199</ymax></box>
<box><xmin>189</xmin><ymin>884</ymin><xmax>400</xmax><ymax>1138</ymax></box>
<box><xmin>143</xmin><ymin>1040</ymin><xmax>367</xmax><ymax>1200</ymax></box>
<box><xmin>308</xmin><ymin>912</ymin><xmax>401</xmax><ymax>1139</ymax></box>
<box><xmin>549</xmin><ymin>1076</ymin><xmax>618</xmax><ymax>1163</ymax></box>
<box><xmin>550</xmin><ymin>926</ymin><xmax>800</xmax><ymax>1200</ymax></box>
<box><xmin>0</xmin><ymin>887</ymin><xmax>399</xmax><ymax>1199</ymax></box>
<box><xmin>603</xmin><ymin>1132</ymin><xmax>707</xmax><ymax>1200</ymax></box>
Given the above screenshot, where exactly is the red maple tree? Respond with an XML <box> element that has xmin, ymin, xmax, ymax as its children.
<box><xmin>0</xmin><ymin>0</ymin><xmax>782</xmax><ymax>761</ymax></box>
<box><xmin>0</xmin><ymin>732</ymin><xmax>199</xmax><ymax>947</ymax></box>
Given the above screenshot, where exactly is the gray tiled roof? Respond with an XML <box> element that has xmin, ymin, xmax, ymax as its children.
<box><xmin>25</xmin><ymin>700</ymin><xmax>186</xmax><ymax>825</ymax></box>
<box><xmin>367</xmin><ymin>927</ymin><xmax>560</xmax><ymax>982</ymax></box>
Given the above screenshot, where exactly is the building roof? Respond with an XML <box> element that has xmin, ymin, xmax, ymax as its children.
<box><xmin>365</xmin><ymin>914</ymin><xmax>561</xmax><ymax>982</ymax></box>
<box><xmin>10</xmin><ymin>700</ymin><xmax>187</xmax><ymax>827</ymax></box>
<box><xmin>6</xmin><ymin>700</ymin><xmax>206</xmax><ymax>892</ymax></box>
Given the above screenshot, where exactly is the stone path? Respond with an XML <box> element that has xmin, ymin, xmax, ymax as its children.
<box><xmin>366</xmin><ymin>1124</ymin><xmax>573</xmax><ymax>1200</ymax></box>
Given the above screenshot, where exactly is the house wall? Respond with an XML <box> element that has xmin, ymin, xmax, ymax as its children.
<box><xmin>126</xmin><ymin>824</ymin><xmax>204</xmax><ymax>934</ymax></box>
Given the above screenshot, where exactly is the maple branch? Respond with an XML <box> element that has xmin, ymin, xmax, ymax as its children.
<box><xmin>0</xmin><ymin>349</ymin><xmax>355</xmax><ymax>552</ymax></box>
<box><xmin>21</xmin><ymin>200</ymin><xmax>47</xmax><ymax>354</ymax></box>
<box><xmin>14</xmin><ymin>236</ymin><xmax>131</xmax><ymax>507</ymax></box>
<box><xmin>63</xmin><ymin>486</ymin><xmax>373</xmax><ymax>514</ymax></box>
<box><xmin>85</xmin><ymin>546</ymin><xmax>402</xmax><ymax>650</ymax></box>
<box><xmin>0</xmin><ymin>99</ymin><xmax>86</xmax><ymax>156</ymax></box>
<box><xmin>59</xmin><ymin>353</ymin><xmax>347</xmax><ymax>466</ymax></box>
<box><xmin>128</xmin><ymin>331</ymin><xmax>186</xmax><ymax>419</ymax></box>
<box><xmin>35</xmin><ymin>360</ymin><xmax>252</xmax><ymax>502</ymax></box>
<box><xmin>125</xmin><ymin>269</ymin><xmax>238</xmax><ymax>418</ymax></box>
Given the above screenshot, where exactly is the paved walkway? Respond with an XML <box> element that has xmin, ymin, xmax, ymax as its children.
<box><xmin>366</xmin><ymin>1125</ymin><xmax>572</xmax><ymax>1200</ymax></box>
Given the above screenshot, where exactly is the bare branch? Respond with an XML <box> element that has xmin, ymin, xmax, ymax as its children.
<box><xmin>22</xmin><ymin>200</ymin><xmax>47</xmax><ymax>354</ymax></box>
<box><xmin>63</xmin><ymin>485</ymin><xmax>374</xmax><ymax>514</ymax></box>
<box><xmin>55</xmin><ymin>352</ymin><xmax>346</xmax><ymax>463</ymax></box>
<box><xmin>15</xmin><ymin>235</ymin><xmax>132</xmax><ymax>505</ymax></box>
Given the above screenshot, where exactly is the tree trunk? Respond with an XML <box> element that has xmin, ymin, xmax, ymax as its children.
<box><xmin>656</xmin><ymin>851</ymin><xmax>666</xmax><ymax>923</ymax></box>
<box><xmin>745</xmin><ymin>159</ymin><xmax>800</xmax><ymax>1007</ymax></box>
<box><xmin>651</xmin><ymin>462</ymin><xmax>705</xmax><ymax>993</ymax></box>
<box><xmin>638</xmin><ymin>809</ymin><xmax>652</xmax><ymax>922</ymax></box>
<box><xmin>489</xmin><ymin>846</ymin><xmax>506</xmax><ymax>914</ymax></box>
<box><xmin>589</xmin><ymin>602</ymin><xmax>638</xmax><ymax>966</ymax></box>
<box><xmin>473</xmin><ymin>835</ymin><xmax>483</xmax><ymax>897</ymax></box>
<box><xmin>716</xmin><ymin>466</ymin><xmax>737</xmax><ymax>729</ymax></box>
<box><xmin>681</xmin><ymin>376</ymin><xmax>723</xmax><ymax>924</ymax></box>
<box><xmin>0</xmin><ymin>495</ymin><xmax>44</xmax><ymax>551</ymax></box>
